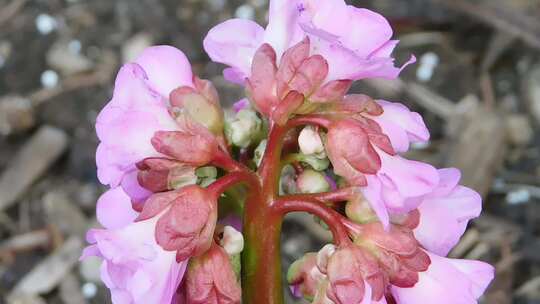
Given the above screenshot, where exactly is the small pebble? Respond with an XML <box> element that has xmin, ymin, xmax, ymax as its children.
<box><xmin>416</xmin><ymin>52</ymin><xmax>439</xmax><ymax>82</ymax></box>
<box><xmin>82</xmin><ymin>282</ymin><xmax>98</xmax><ymax>299</ymax></box>
<box><xmin>506</xmin><ymin>188</ymin><xmax>531</xmax><ymax>205</ymax></box>
<box><xmin>68</xmin><ymin>40</ymin><xmax>82</xmax><ymax>54</ymax></box>
<box><xmin>40</xmin><ymin>70</ymin><xmax>59</xmax><ymax>88</ymax></box>
<box><xmin>235</xmin><ymin>4</ymin><xmax>255</xmax><ymax>19</ymax></box>
<box><xmin>35</xmin><ymin>14</ymin><xmax>57</xmax><ymax>35</ymax></box>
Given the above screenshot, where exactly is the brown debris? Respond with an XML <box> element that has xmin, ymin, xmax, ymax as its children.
<box><xmin>0</xmin><ymin>126</ymin><xmax>68</xmax><ymax>212</ymax></box>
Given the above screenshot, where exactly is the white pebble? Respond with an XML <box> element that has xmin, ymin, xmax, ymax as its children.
<box><xmin>68</xmin><ymin>40</ymin><xmax>82</xmax><ymax>54</ymax></box>
<box><xmin>416</xmin><ymin>52</ymin><xmax>440</xmax><ymax>82</ymax></box>
<box><xmin>81</xmin><ymin>282</ymin><xmax>98</xmax><ymax>299</ymax></box>
<box><xmin>506</xmin><ymin>188</ymin><xmax>531</xmax><ymax>205</ymax></box>
<box><xmin>235</xmin><ymin>4</ymin><xmax>255</xmax><ymax>20</ymax></box>
<box><xmin>35</xmin><ymin>14</ymin><xmax>57</xmax><ymax>35</ymax></box>
<box><xmin>40</xmin><ymin>70</ymin><xmax>59</xmax><ymax>88</ymax></box>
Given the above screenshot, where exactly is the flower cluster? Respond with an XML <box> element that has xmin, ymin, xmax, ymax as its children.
<box><xmin>82</xmin><ymin>0</ymin><xmax>494</xmax><ymax>303</ymax></box>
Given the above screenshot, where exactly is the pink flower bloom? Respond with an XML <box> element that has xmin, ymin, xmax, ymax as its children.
<box><xmin>204</xmin><ymin>0</ymin><xmax>413</xmax><ymax>84</ymax></box>
<box><xmin>413</xmin><ymin>168</ymin><xmax>482</xmax><ymax>256</ymax></box>
<box><xmin>368</xmin><ymin>100</ymin><xmax>430</xmax><ymax>153</ymax></box>
<box><xmin>96</xmin><ymin>46</ymin><xmax>193</xmax><ymax>188</ymax></box>
<box><xmin>391</xmin><ymin>252</ymin><xmax>494</xmax><ymax>304</ymax></box>
<box><xmin>326</xmin><ymin>118</ymin><xmax>439</xmax><ymax>227</ymax></box>
<box><xmin>82</xmin><ymin>187</ymin><xmax>188</xmax><ymax>304</ymax></box>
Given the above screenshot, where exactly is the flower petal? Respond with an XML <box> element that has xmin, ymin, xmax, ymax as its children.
<box><xmin>134</xmin><ymin>45</ymin><xmax>194</xmax><ymax>97</ymax></box>
<box><xmin>204</xmin><ymin>19</ymin><xmax>265</xmax><ymax>82</ymax></box>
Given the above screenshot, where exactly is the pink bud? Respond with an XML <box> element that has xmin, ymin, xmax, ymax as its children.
<box><xmin>326</xmin><ymin>245</ymin><xmax>387</xmax><ymax>303</ymax></box>
<box><xmin>271</xmin><ymin>90</ymin><xmax>304</xmax><ymax>125</ymax></box>
<box><xmin>354</xmin><ymin>223</ymin><xmax>431</xmax><ymax>288</ymax></box>
<box><xmin>276</xmin><ymin>37</ymin><xmax>311</xmax><ymax>99</ymax></box>
<box><xmin>326</xmin><ymin>119</ymin><xmax>382</xmax><ymax>186</ymax></box>
<box><xmin>136</xmin><ymin>185</ymin><xmax>217</xmax><ymax>261</ymax></box>
<box><xmin>169</xmin><ymin>78</ymin><xmax>224</xmax><ymax>135</ymax></box>
<box><xmin>246</xmin><ymin>43</ymin><xmax>279</xmax><ymax>116</ymax></box>
<box><xmin>136</xmin><ymin>157</ymin><xmax>197</xmax><ymax>192</ymax></box>
<box><xmin>287</xmin><ymin>253</ymin><xmax>327</xmax><ymax>300</ymax></box>
<box><xmin>183</xmin><ymin>243</ymin><xmax>241</xmax><ymax>304</ymax></box>
<box><xmin>298</xmin><ymin>126</ymin><xmax>326</xmax><ymax>157</ymax></box>
<box><xmin>151</xmin><ymin>129</ymin><xmax>218</xmax><ymax>166</ymax></box>
<box><xmin>310</xmin><ymin>80</ymin><xmax>353</xmax><ymax>103</ymax></box>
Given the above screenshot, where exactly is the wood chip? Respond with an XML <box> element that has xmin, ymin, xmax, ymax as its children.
<box><xmin>445</xmin><ymin>107</ymin><xmax>507</xmax><ymax>196</ymax></box>
<box><xmin>0</xmin><ymin>126</ymin><xmax>68</xmax><ymax>212</ymax></box>
<box><xmin>9</xmin><ymin>236</ymin><xmax>83</xmax><ymax>297</ymax></box>
<box><xmin>43</xmin><ymin>191</ymin><xmax>88</xmax><ymax>238</ymax></box>
<box><xmin>59</xmin><ymin>273</ymin><xmax>86</xmax><ymax>304</ymax></box>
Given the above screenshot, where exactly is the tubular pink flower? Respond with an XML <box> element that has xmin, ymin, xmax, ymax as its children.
<box><xmin>96</xmin><ymin>46</ymin><xmax>193</xmax><ymax>190</ymax></box>
<box><xmin>204</xmin><ymin>0</ymin><xmax>413</xmax><ymax>84</ymax></box>
<box><xmin>413</xmin><ymin>168</ymin><xmax>482</xmax><ymax>256</ymax></box>
<box><xmin>82</xmin><ymin>187</ymin><xmax>188</xmax><ymax>304</ymax></box>
<box><xmin>326</xmin><ymin>118</ymin><xmax>439</xmax><ymax>227</ymax></box>
<box><xmin>391</xmin><ymin>252</ymin><xmax>494</xmax><ymax>304</ymax></box>
<box><xmin>368</xmin><ymin>100</ymin><xmax>430</xmax><ymax>153</ymax></box>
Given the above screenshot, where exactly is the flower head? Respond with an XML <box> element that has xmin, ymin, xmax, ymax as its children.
<box><xmin>81</xmin><ymin>187</ymin><xmax>187</xmax><ymax>304</ymax></box>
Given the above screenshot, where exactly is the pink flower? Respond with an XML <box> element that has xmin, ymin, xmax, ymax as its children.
<box><xmin>368</xmin><ymin>100</ymin><xmax>430</xmax><ymax>153</ymax></box>
<box><xmin>96</xmin><ymin>46</ymin><xmax>220</xmax><ymax>204</ymax></box>
<box><xmin>326</xmin><ymin>118</ymin><xmax>439</xmax><ymax>227</ymax></box>
<box><xmin>96</xmin><ymin>46</ymin><xmax>193</xmax><ymax>188</ymax></box>
<box><xmin>204</xmin><ymin>0</ymin><xmax>413</xmax><ymax>84</ymax></box>
<box><xmin>81</xmin><ymin>187</ymin><xmax>188</xmax><ymax>304</ymax></box>
<box><xmin>391</xmin><ymin>252</ymin><xmax>494</xmax><ymax>304</ymax></box>
<box><xmin>413</xmin><ymin>168</ymin><xmax>482</xmax><ymax>256</ymax></box>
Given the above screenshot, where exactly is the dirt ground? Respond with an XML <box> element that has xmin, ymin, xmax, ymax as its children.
<box><xmin>1</xmin><ymin>0</ymin><xmax>540</xmax><ymax>303</ymax></box>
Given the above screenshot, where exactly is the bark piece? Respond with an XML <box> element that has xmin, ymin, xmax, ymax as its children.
<box><xmin>0</xmin><ymin>126</ymin><xmax>68</xmax><ymax>212</ymax></box>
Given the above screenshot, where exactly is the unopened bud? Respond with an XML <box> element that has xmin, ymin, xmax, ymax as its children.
<box><xmin>184</xmin><ymin>243</ymin><xmax>241</xmax><ymax>304</ymax></box>
<box><xmin>297</xmin><ymin>170</ymin><xmax>331</xmax><ymax>194</ymax></box>
<box><xmin>316</xmin><ymin>244</ymin><xmax>336</xmax><ymax>274</ymax></box>
<box><xmin>345</xmin><ymin>194</ymin><xmax>378</xmax><ymax>224</ymax></box>
<box><xmin>225</xmin><ymin>109</ymin><xmax>263</xmax><ymax>148</ymax></box>
<box><xmin>220</xmin><ymin>226</ymin><xmax>244</xmax><ymax>256</ymax></box>
<box><xmin>298</xmin><ymin>126</ymin><xmax>326</xmax><ymax>158</ymax></box>
<box><xmin>137</xmin><ymin>158</ymin><xmax>197</xmax><ymax>192</ymax></box>
<box><xmin>170</xmin><ymin>80</ymin><xmax>224</xmax><ymax>135</ymax></box>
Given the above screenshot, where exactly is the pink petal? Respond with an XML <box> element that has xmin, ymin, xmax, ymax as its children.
<box><xmin>204</xmin><ymin>18</ymin><xmax>265</xmax><ymax>81</ymax></box>
<box><xmin>134</xmin><ymin>45</ymin><xmax>194</xmax><ymax>97</ymax></box>
<box><xmin>371</xmin><ymin>100</ymin><xmax>430</xmax><ymax>153</ymax></box>
<box><xmin>265</xmin><ymin>0</ymin><xmax>305</xmax><ymax>59</ymax></box>
<box><xmin>96</xmin><ymin>187</ymin><xmax>139</xmax><ymax>230</ymax></box>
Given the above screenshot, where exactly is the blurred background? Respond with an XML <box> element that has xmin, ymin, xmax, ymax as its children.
<box><xmin>0</xmin><ymin>0</ymin><xmax>539</xmax><ymax>303</ymax></box>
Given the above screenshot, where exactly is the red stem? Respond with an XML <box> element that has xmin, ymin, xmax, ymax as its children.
<box><xmin>279</xmin><ymin>187</ymin><xmax>356</xmax><ymax>206</ymax></box>
<box><xmin>273</xmin><ymin>197</ymin><xmax>351</xmax><ymax>246</ymax></box>
<box><xmin>212</xmin><ymin>149</ymin><xmax>248</xmax><ymax>172</ymax></box>
<box><xmin>207</xmin><ymin>171</ymin><xmax>259</xmax><ymax>200</ymax></box>
<box><xmin>287</xmin><ymin>114</ymin><xmax>334</xmax><ymax>129</ymax></box>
